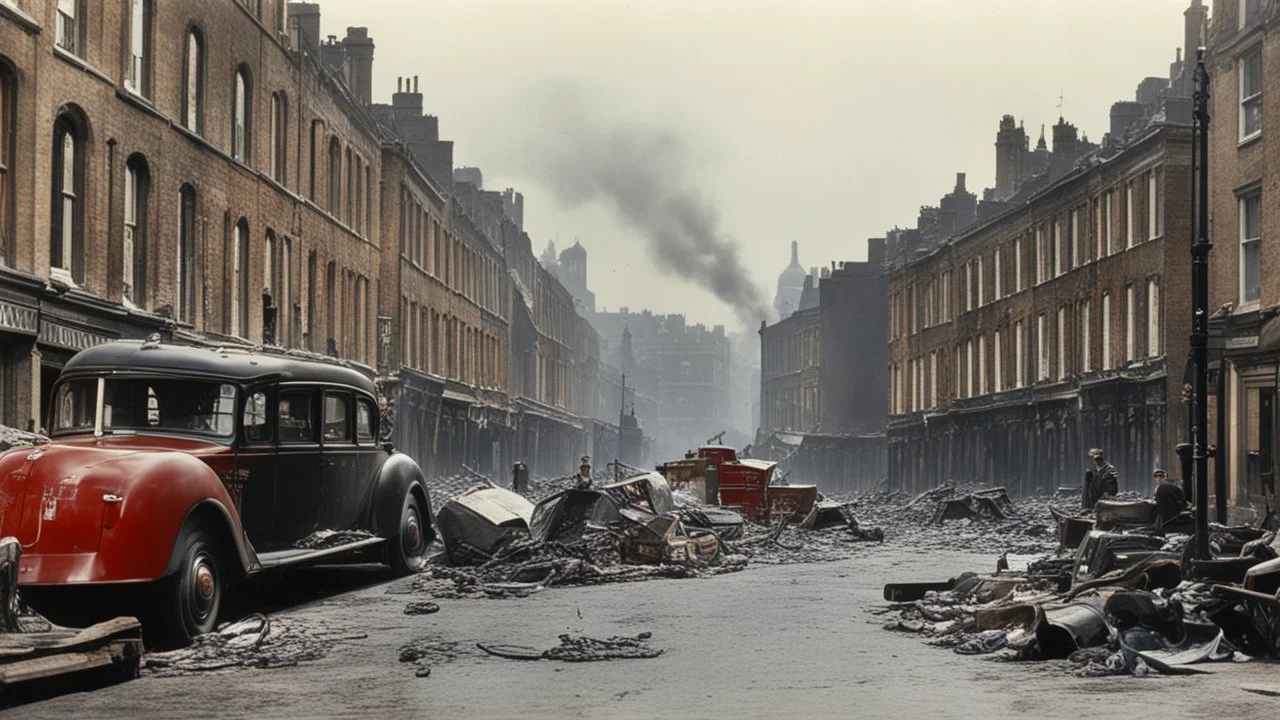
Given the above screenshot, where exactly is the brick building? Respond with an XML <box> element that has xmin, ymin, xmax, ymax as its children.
<box><xmin>760</xmin><ymin>278</ymin><xmax>821</xmax><ymax>434</ymax></box>
<box><xmin>1205</xmin><ymin>0</ymin><xmax>1280</xmax><ymax>515</ymax></box>
<box><xmin>0</xmin><ymin>0</ymin><xmax>609</xmax><ymax>481</ymax></box>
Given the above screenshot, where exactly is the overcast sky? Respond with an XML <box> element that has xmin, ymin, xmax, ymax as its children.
<box><xmin>322</xmin><ymin>0</ymin><xmax>1197</xmax><ymax>331</ymax></box>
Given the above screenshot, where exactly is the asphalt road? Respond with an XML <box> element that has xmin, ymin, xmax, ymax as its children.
<box><xmin>10</xmin><ymin>545</ymin><xmax>1280</xmax><ymax>719</ymax></box>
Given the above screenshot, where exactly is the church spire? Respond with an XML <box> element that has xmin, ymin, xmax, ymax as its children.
<box><xmin>789</xmin><ymin>240</ymin><xmax>800</xmax><ymax>268</ymax></box>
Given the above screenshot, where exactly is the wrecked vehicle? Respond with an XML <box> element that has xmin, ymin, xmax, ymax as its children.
<box><xmin>531</xmin><ymin>472</ymin><xmax>720</xmax><ymax>565</ymax></box>
<box><xmin>660</xmin><ymin>445</ymin><xmax>816</xmax><ymax>523</ymax></box>
<box><xmin>436</xmin><ymin>485</ymin><xmax>535</xmax><ymax>566</ymax></box>
<box><xmin>1</xmin><ymin>339</ymin><xmax>435</xmax><ymax>645</ymax></box>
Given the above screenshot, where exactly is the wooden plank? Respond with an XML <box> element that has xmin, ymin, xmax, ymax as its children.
<box><xmin>0</xmin><ymin>617</ymin><xmax>141</xmax><ymax>662</ymax></box>
<box><xmin>0</xmin><ymin>646</ymin><xmax>118</xmax><ymax>684</ymax></box>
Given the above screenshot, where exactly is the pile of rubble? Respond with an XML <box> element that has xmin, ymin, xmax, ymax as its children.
<box><xmin>879</xmin><ymin>497</ymin><xmax>1280</xmax><ymax>677</ymax></box>
<box><xmin>143</xmin><ymin>613</ymin><xmax>369</xmax><ymax>677</ymax></box>
<box><xmin>0</xmin><ymin>425</ymin><xmax>45</xmax><ymax>453</ymax></box>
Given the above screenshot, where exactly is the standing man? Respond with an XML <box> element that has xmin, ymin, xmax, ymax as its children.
<box><xmin>1083</xmin><ymin>448</ymin><xmax>1119</xmax><ymax>510</ymax></box>
<box><xmin>574</xmin><ymin>456</ymin><xmax>593</xmax><ymax>489</ymax></box>
<box><xmin>1152</xmin><ymin>469</ymin><xmax>1187</xmax><ymax>527</ymax></box>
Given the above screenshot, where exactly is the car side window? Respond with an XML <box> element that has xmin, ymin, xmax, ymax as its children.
<box><xmin>323</xmin><ymin>392</ymin><xmax>350</xmax><ymax>443</ymax></box>
<box><xmin>278</xmin><ymin>390</ymin><xmax>316</xmax><ymax>444</ymax></box>
<box><xmin>243</xmin><ymin>390</ymin><xmax>272</xmax><ymax>444</ymax></box>
<box><xmin>356</xmin><ymin>399</ymin><xmax>375</xmax><ymax>443</ymax></box>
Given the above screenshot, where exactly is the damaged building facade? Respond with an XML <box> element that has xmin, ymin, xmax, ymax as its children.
<box><xmin>756</xmin><ymin>239</ymin><xmax>888</xmax><ymax>492</ymax></box>
<box><xmin>0</xmin><ymin>0</ymin><xmax>640</xmax><ymax>480</ymax></box>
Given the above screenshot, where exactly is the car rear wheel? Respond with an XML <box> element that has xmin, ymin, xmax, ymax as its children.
<box><xmin>388</xmin><ymin>491</ymin><xmax>429</xmax><ymax>576</ymax></box>
<box><xmin>154</xmin><ymin>527</ymin><xmax>223</xmax><ymax>647</ymax></box>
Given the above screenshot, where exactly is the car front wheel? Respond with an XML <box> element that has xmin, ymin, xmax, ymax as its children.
<box><xmin>154</xmin><ymin>527</ymin><xmax>223</xmax><ymax>647</ymax></box>
<box><xmin>388</xmin><ymin>490</ymin><xmax>429</xmax><ymax>575</ymax></box>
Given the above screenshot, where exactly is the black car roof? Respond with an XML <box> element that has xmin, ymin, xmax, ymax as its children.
<box><xmin>61</xmin><ymin>341</ymin><xmax>377</xmax><ymax>394</ymax></box>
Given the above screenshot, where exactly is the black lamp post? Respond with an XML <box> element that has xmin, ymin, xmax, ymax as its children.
<box><xmin>1191</xmin><ymin>48</ymin><xmax>1213</xmax><ymax>560</ymax></box>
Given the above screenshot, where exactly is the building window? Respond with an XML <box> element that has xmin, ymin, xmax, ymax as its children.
<box><xmin>56</xmin><ymin>0</ymin><xmax>80</xmax><ymax>55</ymax></box>
<box><xmin>1057</xmin><ymin>307</ymin><xmax>1066</xmax><ymax>381</ymax></box>
<box><xmin>264</xmin><ymin>231</ymin><xmax>276</xmax><ymax>310</ymax></box>
<box><xmin>1147</xmin><ymin>172</ymin><xmax>1160</xmax><ymax>239</ymax></box>
<box><xmin>182</xmin><ymin>30</ymin><xmax>205</xmax><ymax>134</ymax></box>
<box><xmin>1070</xmin><ymin>209</ymin><xmax>1080</xmax><ymax>268</ymax></box>
<box><xmin>1081</xmin><ymin>300</ymin><xmax>1091</xmax><ymax>372</ymax></box>
<box><xmin>1105</xmin><ymin>191</ymin><xmax>1114</xmax><ymax>255</ymax></box>
<box><xmin>1125</xmin><ymin>284</ymin><xmax>1136</xmax><ymax>362</ymax></box>
<box><xmin>127</xmin><ymin>0</ymin><xmax>151</xmax><ymax>96</ymax></box>
<box><xmin>1014</xmin><ymin>237</ymin><xmax>1023</xmax><ymax>291</ymax></box>
<box><xmin>1035</xmin><ymin>226</ymin><xmax>1046</xmax><ymax>284</ymax></box>
<box><xmin>1241</xmin><ymin>46</ymin><xmax>1262</xmax><ymax>142</ymax></box>
<box><xmin>993</xmin><ymin>248</ymin><xmax>1003</xmax><ymax>299</ymax></box>
<box><xmin>328</xmin><ymin>138</ymin><xmax>341</xmax><ymax>214</ymax></box>
<box><xmin>1093</xmin><ymin>197</ymin><xmax>1102</xmax><ymax>260</ymax></box>
<box><xmin>124</xmin><ymin>155</ymin><xmax>149</xmax><ymax>308</ymax></box>
<box><xmin>270</xmin><ymin>92</ymin><xmax>287</xmax><ymax>183</ymax></box>
<box><xmin>1037</xmin><ymin>314</ymin><xmax>1049</xmax><ymax>382</ymax></box>
<box><xmin>232</xmin><ymin>219</ymin><xmax>250</xmax><ymax>337</ymax></box>
<box><xmin>51</xmin><ymin>112</ymin><xmax>84</xmax><ymax>284</ymax></box>
<box><xmin>965</xmin><ymin>340</ymin><xmax>973</xmax><ymax>398</ymax></box>
<box><xmin>993</xmin><ymin>331</ymin><xmax>1003</xmax><ymax>393</ymax></box>
<box><xmin>1053</xmin><ymin>220</ymin><xmax>1062</xmax><ymax>277</ymax></box>
<box><xmin>177</xmin><ymin>185</ymin><xmax>197</xmax><ymax>323</ymax></box>
<box><xmin>1102</xmin><ymin>292</ymin><xmax>1113</xmax><ymax>370</ymax></box>
<box><xmin>976</xmin><ymin>255</ymin><xmax>985</xmax><ymax>306</ymax></box>
<box><xmin>930</xmin><ymin>351</ymin><xmax>938</xmax><ymax>409</ymax></box>
<box><xmin>0</xmin><ymin>62</ymin><xmax>13</xmax><ymax>266</ymax></box>
<box><xmin>1015</xmin><ymin>320</ymin><xmax>1025</xmax><ymax>388</ymax></box>
<box><xmin>1147</xmin><ymin>280</ymin><xmax>1160</xmax><ymax>357</ymax></box>
<box><xmin>1126</xmin><ymin>183</ymin><xmax>1135</xmax><ymax>248</ymax></box>
<box><xmin>978</xmin><ymin>334</ymin><xmax>986</xmax><ymax>396</ymax></box>
<box><xmin>344</xmin><ymin>147</ymin><xmax>353</xmax><ymax>225</ymax></box>
<box><xmin>232</xmin><ymin>67</ymin><xmax>251</xmax><ymax>162</ymax></box>
<box><xmin>326</xmin><ymin>261</ymin><xmax>336</xmax><ymax>351</ymax></box>
<box><xmin>964</xmin><ymin>262</ymin><xmax>973</xmax><ymax>312</ymax></box>
<box><xmin>1241</xmin><ymin>192</ymin><xmax>1261</xmax><ymax>305</ymax></box>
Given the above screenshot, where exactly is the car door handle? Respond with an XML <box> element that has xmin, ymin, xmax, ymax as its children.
<box><xmin>324</xmin><ymin>459</ymin><xmax>335</xmax><ymax>467</ymax></box>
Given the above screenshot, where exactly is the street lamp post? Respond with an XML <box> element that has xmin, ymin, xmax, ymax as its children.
<box><xmin>1191</xmin><ymin>48</ymin><xmax>1213</xmax><ymax>560</ymax></box>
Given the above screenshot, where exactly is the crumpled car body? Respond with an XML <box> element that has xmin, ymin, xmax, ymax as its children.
<box><xmin>436</xmin><ymin>485</ymin><xmax>535</xmax><ymax>566</ymax></box>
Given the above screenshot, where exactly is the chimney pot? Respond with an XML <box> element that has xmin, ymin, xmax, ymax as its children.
<box><xmin>397</xmin><ymin>77</ymin><xmax>403</xmax><ymax>92</ymax></box>
<box><xmin>414</xmin><ymin>75</ymin><xmax>419</xmax><ymax>93</ymax></box>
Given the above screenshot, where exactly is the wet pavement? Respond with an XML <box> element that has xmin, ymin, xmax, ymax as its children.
<box><xmin>10</xmin><ymin>538</ymin><xmax>1280</xmax><ymax>719</ymax></box>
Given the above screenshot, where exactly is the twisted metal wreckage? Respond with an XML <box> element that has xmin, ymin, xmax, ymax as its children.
<box><xmin>881</xmin><ymin>484</ymin><xmax>1280</xmax><ymax>677</ymax></box>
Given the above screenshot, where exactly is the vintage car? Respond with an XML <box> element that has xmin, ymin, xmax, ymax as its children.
<box><xmin>0</xmin><ymin>338</ymin><xmax>434</xmax><ymax>645</ymax></box>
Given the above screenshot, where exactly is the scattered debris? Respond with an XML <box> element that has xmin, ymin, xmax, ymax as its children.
<box><xmin>404</xmin><ymin>601</ymin><xmax>440</xmax><ymax>615</ymax></box>
<box><xmin>144</xmin><ymin>614</ymin><xmax>367</xmax><ymax>676</ymax></box>
<box><xmin>436</xmin><ymin>485</ymin><xmax>535</xmax><ymax>566</ymax></box>
<box><xmin>294</xmin><ymin>529</ymin><xmax>378</xmax><ymax>551</ymax></box>
<box><xmin>478</xmin><ymin>633</ymin><xmax>662</xmax><ymax>662</ymax></box>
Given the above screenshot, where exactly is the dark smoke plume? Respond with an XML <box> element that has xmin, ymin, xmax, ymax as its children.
<box><xmin>512</xmin><ymin>82</ymin><xmax>775</xmax><ymax>329</ymax></box>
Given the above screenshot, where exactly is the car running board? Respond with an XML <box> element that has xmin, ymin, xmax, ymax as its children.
<box><xmin>255</xmin><ymin>537</ymin><xmax>386</xmax><ymax>570</ymax></box>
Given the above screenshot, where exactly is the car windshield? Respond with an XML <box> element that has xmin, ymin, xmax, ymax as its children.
<box><xmin>52</xmin><ymin>376</ymin><xmax>237</xmax><ymax>439</ymax></box>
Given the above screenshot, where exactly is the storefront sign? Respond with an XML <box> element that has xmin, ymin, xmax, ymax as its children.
<box><xmin>38</xmin><ymin>320</ymin><xmax>113</xmax><ymax>352</ymax></box>
<box><xmin>1228</xmin><ymin>335</ymin><xmax>1260</xmax><ymax>350</ymax></box>
<box><xmin>0</xmin><ymin>300</ymin><xmax>38</xmax><ymax>335</ymax></box>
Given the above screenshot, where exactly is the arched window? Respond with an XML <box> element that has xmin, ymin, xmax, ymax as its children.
<box><xmin>231</xmin><ymin>219</ymin><xmax>250</xmax><ymax>337</ymax></box>
<box><xmin>51</xmin><ymin>111</ymin><xmax>85</xmax><ymax>284</ymax></box>
<box><xmin>263</xmin><ymin>230</ymin><xmax>276</xmax><ymax>300</ymax></box>
<box><xmin>177</xmin><ymin>185</ymin><xmax>197</xmax><ymax>322</ymax></box>
<box><xmin>305</xmin><ymin>249</ymin><xmax>316</xmax><ymax>350</ymax></box>
<box><xmin>127</xmin><ymin>0</ymin><xmax>152</xmax><ymax>96</ymax></box>
<box><xmin>269</xmin><ymin>92</ymin><xmax>287</xmax><ymax>183</ymax></box>
<box><xmin>0</xmin><ymin>61</ymin><xmax>14</xmax><ymax>265</ymax></box>
<box><xmin>124</xmin><ymin>154</ymin><xmax>150</xmax><ymax>308</ymax></box>
<box><xmin>183</xmin><ymin>29</ymin><xmax>204</xmax><ymax>133</ymax></box>
<box><xmin>327</xmin><ymin>137</ymin><xmax>341</xmax><ymax>214</ymax></box>
<box><xmin>308</xmin><ymin>120</ymin><xmax>322</xmax><ymax>200</ymax></box>
<box><xmin>344</xmin><ymin>147</ymin><xmax>353</xmax><ymax>225</ymax></box>
<box><xmin>232</xmin><ymin>66</ymin><xmax>251</xmax><ymax>162</ymax></box>
<box><xmin>325</xmin><ymin>260</ymin><xmax>336</xmax><ymax>353</ymax></box>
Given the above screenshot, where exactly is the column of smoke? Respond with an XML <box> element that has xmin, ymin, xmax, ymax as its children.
<box><xmin>511</xmin><ymin>82</ymin><xmax>775</xmax><ymax>329</ymax></box>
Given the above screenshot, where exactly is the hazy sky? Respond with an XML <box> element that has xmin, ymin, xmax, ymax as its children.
<box><xmin>322</xmin><ymin>0</ymin><xmax>1197</xmax><ymax>331</ymax></box>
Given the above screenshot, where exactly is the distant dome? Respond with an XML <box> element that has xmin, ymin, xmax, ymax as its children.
<box><xmin>774</xmin><ymin>241</ymin><xmax>806</xmax><ymax>317</ymax></box>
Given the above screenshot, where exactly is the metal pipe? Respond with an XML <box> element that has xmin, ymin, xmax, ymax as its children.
<box><xmin>1191</xmin><ymin>49</ymin><xmax>1213</xmax><ymax>560</ymax></box>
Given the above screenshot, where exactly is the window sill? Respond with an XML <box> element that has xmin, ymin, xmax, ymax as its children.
<box><xmin>0</xmin><ymin>1</ymin><xmax>40</xmax><ymax>32</ymax></box>
<box><xmin>1238</xmin><ymin>132</ymin><xmax>1262</xmax><ymax>149</ymax></box>
<box><xmin>1237</xmin><ymin>300</ymin><xmax>1261</xmax><ymax>314</ymax></box>
<box><xmin>53</xmin><ymin>46</ymin><xmax>115</xmax><ymax>86</ymax></box>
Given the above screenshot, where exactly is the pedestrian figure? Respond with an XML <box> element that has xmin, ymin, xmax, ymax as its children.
<box><xmin>1082</xmin><ymin>448</ymin><xmax>1119</xmax><ymax>510</ymax></box>
<box><xmin>1152</xmin><ymin>468</ymin><xmax>1187</xmax><ymax>528</ymax></box>
<box><xmin>574</xmin><ymin>455</ymin><xmax>593</xmax><ymax>489</ymax></box>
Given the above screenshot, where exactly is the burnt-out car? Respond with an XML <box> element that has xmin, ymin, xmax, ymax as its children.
<box><xmin>0</xmin><ymin>339</ymin><xmax>434</xmax><ymax>645</ymax></box>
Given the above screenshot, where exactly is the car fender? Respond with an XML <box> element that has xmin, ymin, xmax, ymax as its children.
<box><xmin>369</xmin><ymin>452</ymin><xmax>434</xmax><ymax>544</ymax></box>
<box><xmin>95</xmin><ymin>452</ymin><xmax>251</xmax><ymax>583</ymax></box>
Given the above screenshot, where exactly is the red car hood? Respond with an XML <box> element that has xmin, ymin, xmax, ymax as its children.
<box><xmin>0</xmin><ymin>435</ymin><xmax>226</xmax><ymax>555</ymax></box>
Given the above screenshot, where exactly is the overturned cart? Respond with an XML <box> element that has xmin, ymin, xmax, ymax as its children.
<box><xmin>0</xmin><ymin>538</ymin><xmax>142</xmax><ymax>697</ymax></box>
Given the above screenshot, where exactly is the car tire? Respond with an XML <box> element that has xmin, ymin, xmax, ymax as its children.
<box><xmin>388</xmin><ymin>490</ymin><xmax>429</xmax><ymax>576</ymax></box>
<box><xmin>154</xmin><ymin>527</ymin><xmax>224</xmax><ymax>648</ymax></box>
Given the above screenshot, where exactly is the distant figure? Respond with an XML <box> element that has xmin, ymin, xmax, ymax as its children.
<box><xmin>1152</xmin><ymin>469</ymin><xmax>1187</xmax><ymax>526</ymax></box>
<box><xmin>1083</xmin><ymin>448</ymin><xmax>1119</xmax><ymax>510</ymax></box>
<box><xmin>574</xmin><ymin>456</ymin><xmax>593</xmax><ymax>489</ymax></box>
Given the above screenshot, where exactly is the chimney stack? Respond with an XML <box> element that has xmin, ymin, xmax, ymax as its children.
<box><xmin>341</xmin><ymin>27</ymin><xmax>375</xmax><ymax>106</ymax></box>
<box><xmin>287</xmin><ymin>2</ymin><xmax>321</xmax><ymax>53</ymax></box>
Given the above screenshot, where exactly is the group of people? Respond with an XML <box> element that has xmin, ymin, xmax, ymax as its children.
<box><xmin>1083</xmin><ymin>448</ymin><xmax>1187</xmax><ymax>524</ymax></box>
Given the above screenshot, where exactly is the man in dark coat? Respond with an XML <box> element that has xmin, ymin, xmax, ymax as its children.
<box><xmin>1153</xmin><ymin>469</ymin><xmax>1187</xmax><ymax>526</ymax></box>
<box><xmin>1083</xmin><ymin>448</ymin><xmax>1119</xmax><ymax>510</ymax></box>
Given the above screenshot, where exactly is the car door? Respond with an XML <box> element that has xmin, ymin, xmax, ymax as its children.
<box><xmin>233</xmin><ymin>385</ymin><xmax>277</xmax><ymax>548</ymax></box>
<box><xmin>350</xmin><ymin>395</ymin><xmax>388</xmax><ymax>528</ymax></box>
<box><xmin>318</xmin><ymin>389</ymin><xmax>361</xmax><ymax>531</ymax></box>
<box><xmin>271</xmin><ymin>386</ymin><xmax>322</xmax><ymax>550</ymax></box>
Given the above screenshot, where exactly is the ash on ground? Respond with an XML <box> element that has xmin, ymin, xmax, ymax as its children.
<box><xmin>143</xmin><ymin>613</ymin><xmax>369</xmax><ymax>677</ymax></box>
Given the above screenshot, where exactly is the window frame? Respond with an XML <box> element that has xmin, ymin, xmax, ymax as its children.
<box><xmin>277</xmin><ymin>387</ymin><xmax>318</xmax><ymax>445</ymax></box>
<box><xmin>177</xmin><ymin>184</ymin><xmax>197</xmax><ymax>323</ymax></box>
<box><xmin>56</xmin><ymin>0</ymin><xmax>81</xmax><ymax>56</ymax></box>
<box><xmin>124</xmin><ymin>154</ymin><xmax>149</xmax><ymax>308</ymax></box>
<box><xmin>126</xmin><ymin>0</ymin><xmax>152</xmax><ymax>97</ymax></box>
<box><xmin>0</xmin><ymin>62</ymin><xmax>13</xmax><ymax>266</ymax></box>
<box><xmin>1240</xmin><ymin>46</ymin><xmax>1263</xmax><ymax>143</ymax></box>
<box><xmin>183</xmin><ymin>28</ymin><xmax>205</xmax><ymax>134</ymax></box>
<box><xmin>321</xmin><ymin>389</ymin><xmax>352</xmax><ymax>445</ymax></box>
<box><xmin>232</xmin><ymin>66</ymin><xmax>252</xmax><ymax>163</ymax></box>
<box><xmin>1240</xmin><ymin>191</ymin><xmax>1262</xmax><ymax>307</ymax></box>
<box><xmin>51</xmin><ymin>112</ymin><xmax>84</xmax><ymax>284</ymax></box>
